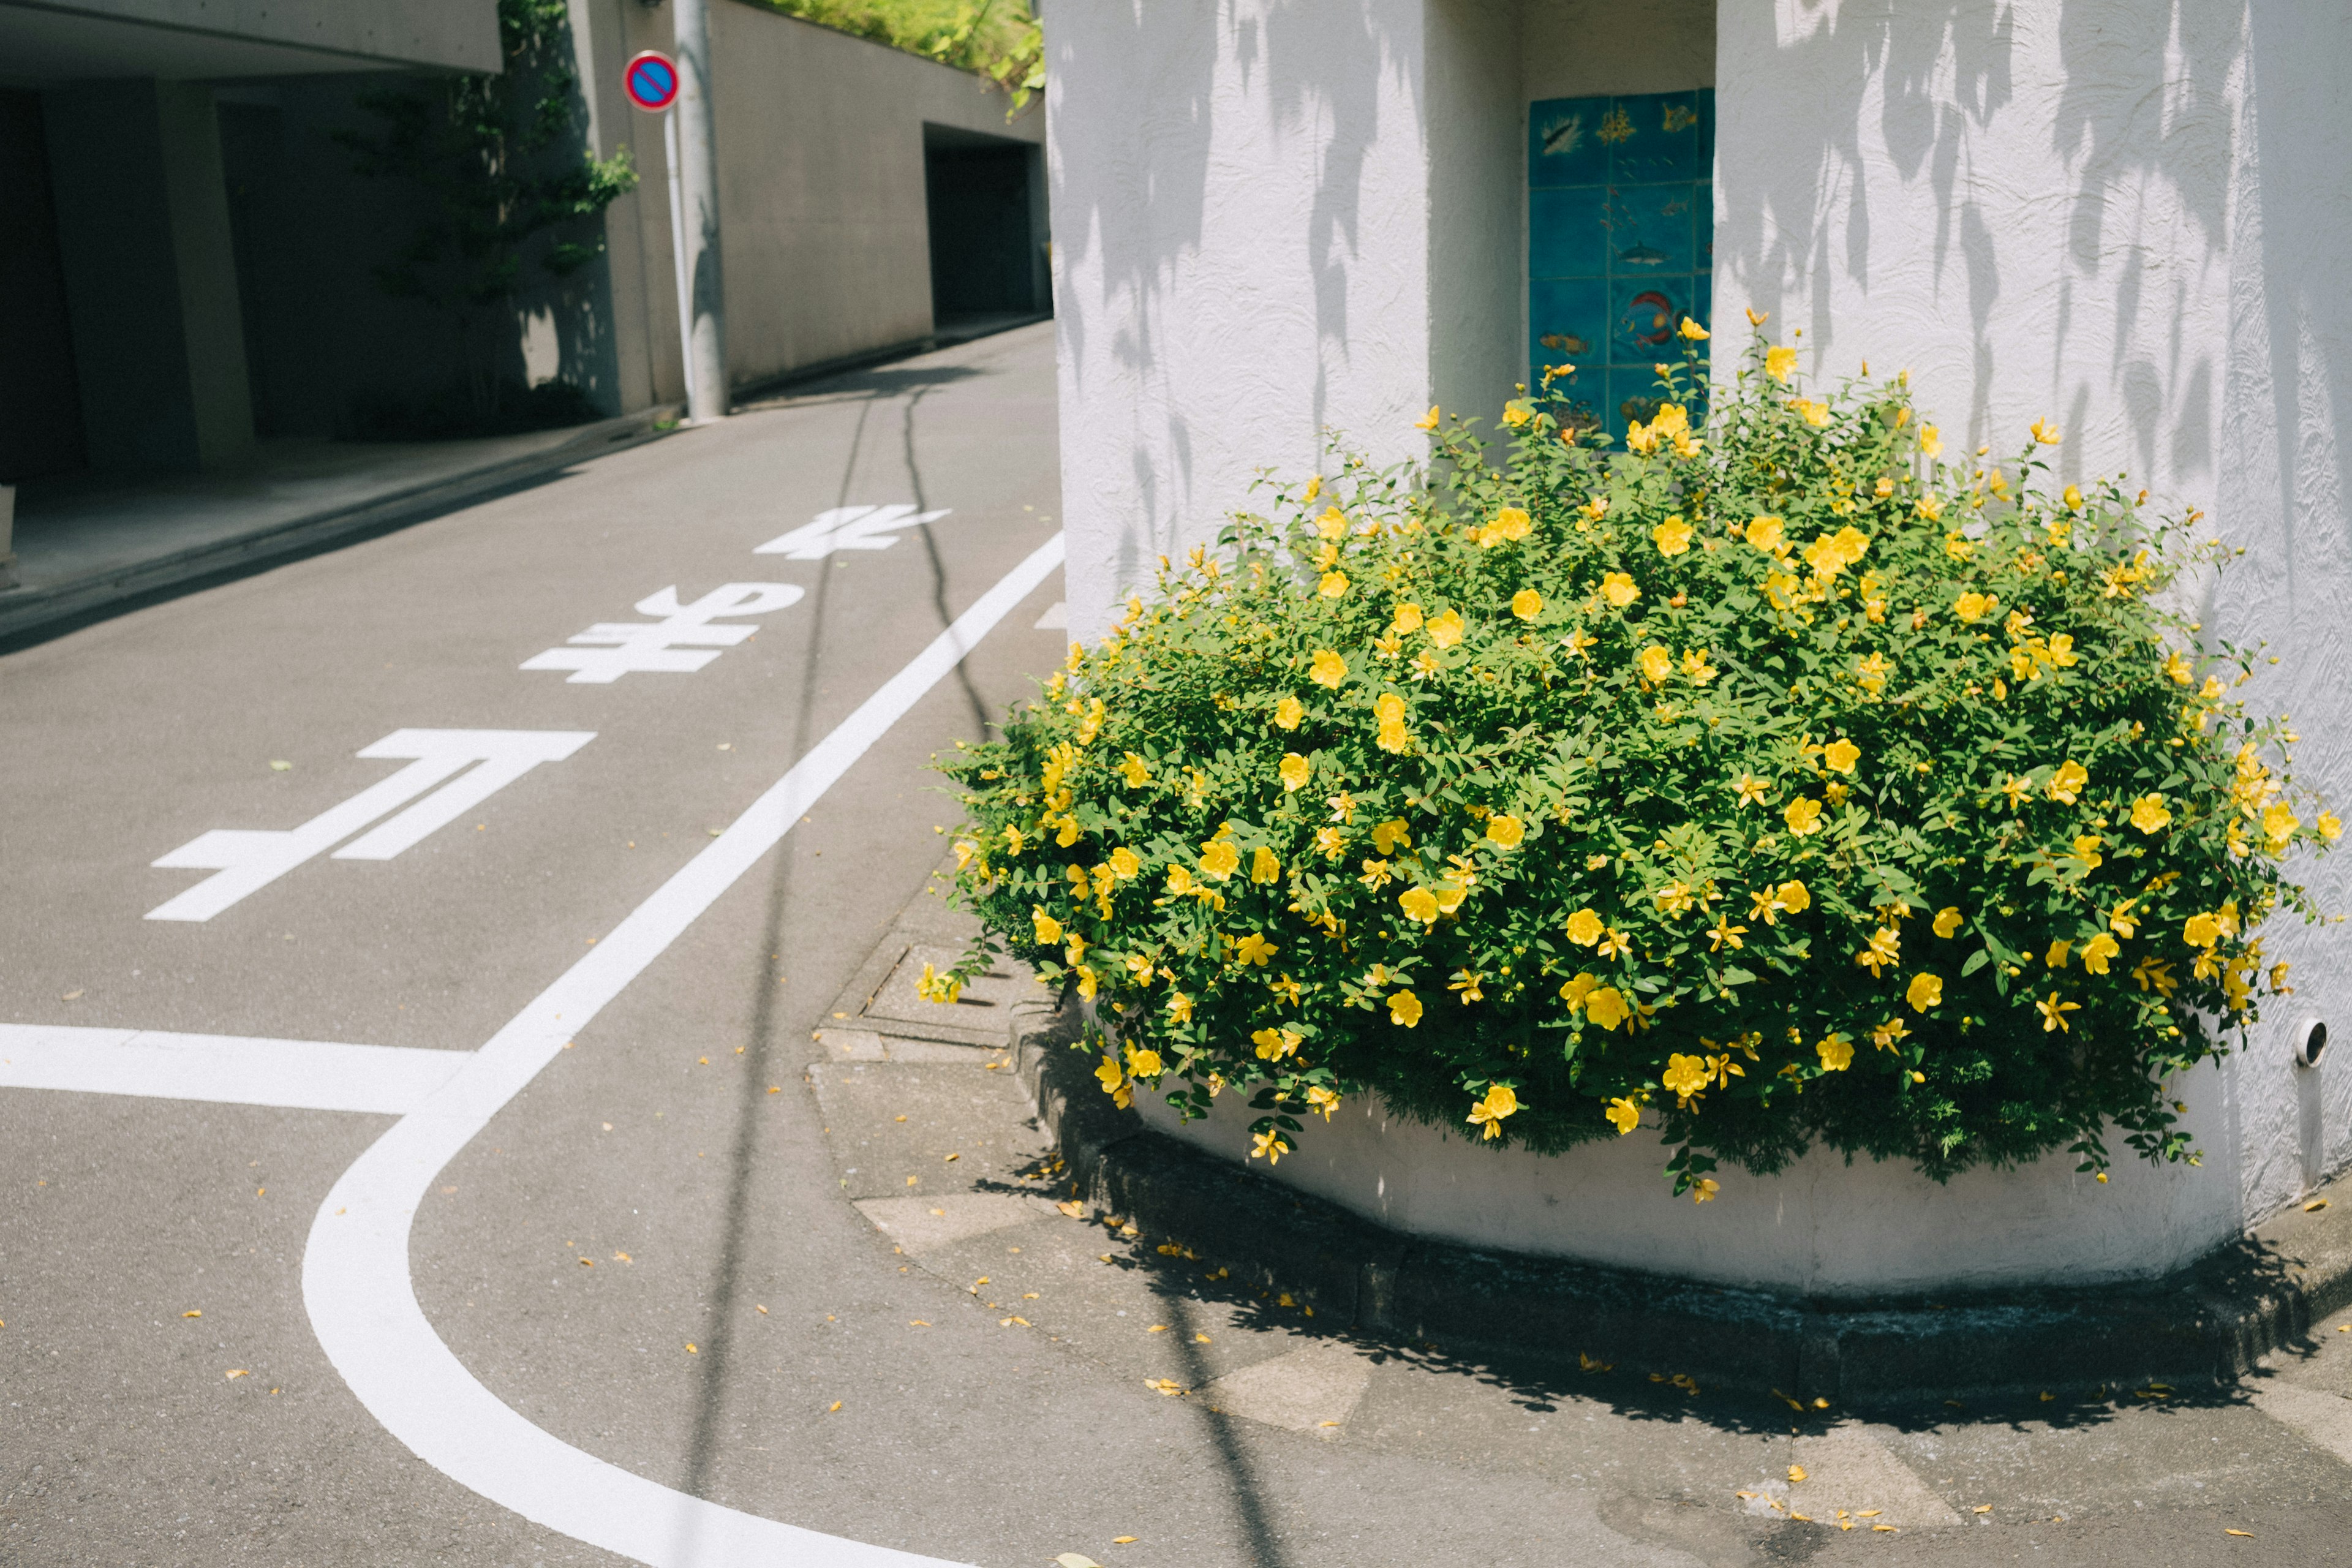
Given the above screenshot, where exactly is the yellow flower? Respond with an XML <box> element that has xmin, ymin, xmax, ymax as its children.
<box><xmin>1954</xmin><ymin>591</ymin><xmax>1993</xmax><ymax>622</ymax></box>
<box><xmin>1199</xmin><ymin>840</ymin><xmax>1240</xmax><ymax>880</ymax></box>
<box><xmin>1511</xmin><ymin>588</ymin><xmax>1544</xmax><ymax>620</ymax></box>
<box><xmin>1905</xmin><ymin>972</ymin><xmax>1944</xmax><ymax>1012</ymax></box>
<box><xmin>1310</xmin><ymin>649</ymin><xmax>1348</xmax><ymax>688</ymax></box>
<box><xmin>1374</xmin><ymin>690</ymin><xmax>1411</xmax><ymax>754</ymax></box>
<box><xmin>1313</xmin><ymin>826</ymin><xmax>1345</xmax><ymax>859</ymax></box>
<box><xmin>2029</xmin><ymin>418</ymin><xmax>2061</xmax><ymax>445</ymax></box>
<box><xmin>1251</xmin><ymin>1026</ymin><xmax>1302</xmax><ymax>1060</ymax></box>
<box><xmin>1690</xmin><ymin>1178</ymin><xmax>1721</xmax><ymax>1203</ymax></box>
<box><xmin>2046</xmin><ymin>938</ymin><xmax>2072</xmax><ymax>970</ymax></box>
<box><xmin>1319</xmin><ymin>571</ymin><xmax>1350</xmax><ymax>598</ymax></box>
<box><xmin>916</xmin><ymin>962</ymin><xmax>963</xmax><ymax>1004</ymax></box>
<box><xmin>1600</xmin><ymin>572</ymin><xmax>1640</xmax><ymax>608</ymax></box>
<box><xmin>1118</xmin><ymin>752</ymin><xmax>1152</xmax><ymax>788</ymax></box>
<box><xmin>2080</xmin><ymin>932</ymin><xmax>2120</xmax><ymax>975</ymax></box>
<box><xmin>1301</xmin><ymin>475</ymin><xmax>1322</xmax><ymax>505</ymax></box>
<box><xmin>1126</xmin><ymin>1047</ymin><xmax>1163</xmax><ymax>1080</ymax></box>
<box><xmin>2047</xmin><ymin>759</ymin><xmax>2089</xmax><ymax>804</ymax></box>
<box><xmin>1032</xmin><ymin>907</ymin><xmax>1063</xmax><ymax>944</ymax></box>
<box><xmin>2036</xmin><ymin>992</ymin><xmax>2081</xmax><ymax>1033</ymax></box>
<box><xmin>1855</xmin><ymin>650</ymin><xmax>1891</xmax><ymax>694</ymax></box>
<box><xmin>2130</xmin><ymin>794</ymin><xmax>2171</xmax><ymax>834</ymax></box>
<box><xmin>1305</xmin><ymin>1085</ymin><xmax>1341</xmax><ymax>1120</ymax></box>
<box><xmin>1584</xmin><ymin>987</ymin><xmax>1630</xmax><ymax>1031</ymax></box>
<box><xmin>1234</xmin><ymin>932</ymin><xmax>1276</xmax><ymax>967</ymax></box>
<box><xmin>1872</xmin><ymin>1016</ymin><xmax>1912</xmax><ymax>1050</ymax></box>
<box><xmin>1166</xmin><ymin>991</ymin><xmax>1194</xmax><ymax>1023</ymax></box>
<box><xmin>1795</xmin><ymin>399</ymin><xmax>1831</xmax><ymax>428</ymax></box>
<box><xmin>1817</xmin><ymin>1033</ymin><xmax>1854</xmax><ymax>1071</ymax></box>
<box><xmin>1918</xmin><ymin>423</ymin><xmax>1942</xmax><ymax>458</ymax></box>
<box><xmin>1784</xmin><ymin>797</ymin><xmax>1824</xmax><ymax>836</ymax></box>
<box><xmin>1558</xmin><ymin>973</ymin><xmax>1597</xmax><ymax>1008</ymax></box>
<box><xmin>1661</xmin><ymin>1054</ymin><xmax>1709</xmax><ymax>1101</ymax></box>
<box><xmin>1678</xmin><ymin>316</ymin><xmax>1709</xmax><ymax>341</ymax></box>
<box><xmin>1466</xmin><ymin>1083</ymin><xmax>1520</xmax><ymax>1140</ymax></box>
<box><xmin>1932</xmin><ymin>906</ymin><xmax>1962</xmax><ymax>938</ymax></box>
<box><xmin>1745</xmin><ymin>514</ymin><xmax>1785</xmax><ymax>552</ymax></box>
<box><xmin>1605</xmin><ymin>1097</ymin><xmax>1641</xmax><ymax>1134</ymax></box>
<box><xmin>2320</xmin><ymin>812</ymin><xmax>2343</xmax><ymax>842</ymax></box>
<box><xmin>1486</xmin><ymin>507</ymin><xmax>1532</xmax><ymax>542</ymax></box>
<box><xmin>1415</xmin><ymin>404</ymin><xmax>1441</xmax><ymax>431</ymax></box>
<box><xmin>1250</xmin><ymin>846</ymin><xmax>1280</xmax><ymax>884</ymax></box>
<box><xmin>1823</xmin><ymin>739</ymin><xmax>1860</xmax><ymax>775</ymax></box>
<box><xmin>1108</xmin><ymin>846</ymin><xmax>1142</xmax><ymax>880</ymax></box>
<box><xmin>1765</xmin><ymin>345</ymin><xmax>1798</xmax><ymax>383</ymax></box>
<box><xmin>1391</xmin><ymin>603</ymin><xmax>1425</xmax><ymax>635</ymax></box>
<box><xmin>1273</xmin><ymin>695</ymin><xmax>1304</xmax><ymax>730</ymax></box>
<box><xmin>1250</xmin><ymin>1129</ymin><xmax>1291</xmax><ymax>1164</ymax></box>
<box><xmin>1638</xmin><ymin>644</ymin><xmax>1673</xmax><ymax>684</ymax></box>
<box><xmin>1733</xmin><ymin>774</ymin><xmax>1769</xmax><ymax>807</ymax></box>
<box><xmin>1388</xmin><ymin>990</ymin><xmax>1423</xmax><ymax>1028</ymax></box>
<box><xmin>1683</xmin><ymin>649</ymin><xmax>1719</xmax><ymax>685</ymax></box>
<box><xmin>2062</xmin><ymin>483</ymin><xmax>2083</xmax><ymax>510</ymax></box>
<box><xmin>1855</xmin><ymin>925</ymin><xmax>1901</xmax><ymax>977</ymax></box>
<box><xmin>1653</xmin><ymin>516</ymin><xmax>1694</xmax><ymax>556</ymax></box>
<box><xmin>1427</xmin><ymin>609</ymin><xmax>1464</xmax><ymax>648</ymax></box>
<box><xmin>1399</xmin><ymin>887</ymin><xmax>1440</xmax><ymax>924</ymax></box>
<box><xmin>1278</xmin><ymin>752</ymin><xmax>1311</xmax><ymax>791</ymax></box>
<box><xmin>1777</xmin><ymin>879</ymin><xmax>1811</xmax><ymax>914</ymax></box>
<box><xmin>2263</xmin><ymin>803</ymin><xmax>2300</xmax><ymax>845</ymax></box>
<box><xmin>1371</xmin><ymin>818</ymin><xmax>1412</xmax><ymax>854</ymax></box>
<box><xmin>2183</xmin><ymin>911</ymin><xmax>2221</xmax><ymax>948</ymax></box>
<box><xmin>1487</xmin><ymin>813</ymin><xmax>1525</xmax><ymax>848</ymax></box>
<box><xmin>1316</xmin><ymin>506</ymin><xmax>1348</xmax><ymax>539</ymax></box>
<box><xmin>1566</xmin><ymin>908</ymin><xmax>1605</xmax><ymax>946</ymax></box>
<box><xmin>1095</xmin><ymin>1053</ymin><xmax>1128</xmax><ymax>1104</ymax></box>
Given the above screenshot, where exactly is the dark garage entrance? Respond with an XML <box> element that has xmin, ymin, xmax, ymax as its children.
<box><xmin>922</xmin><ymin>124</ymin><xmax>1047</xmax><ymax>336</ymax></box>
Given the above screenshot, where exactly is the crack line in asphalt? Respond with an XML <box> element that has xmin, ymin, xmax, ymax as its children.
<box><xmin>301</xmin><ymin>533</ymin><xmax>1064</xmax><ymax>1568</ymax></box>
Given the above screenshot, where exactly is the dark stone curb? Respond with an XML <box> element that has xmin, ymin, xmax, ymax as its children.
<box><xmin>1011</xmin><ymin>1005</ymin><xmax>2352</xmax><ymax>1406</ymax></box>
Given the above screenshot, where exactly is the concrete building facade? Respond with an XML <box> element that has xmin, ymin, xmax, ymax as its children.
<box><xmin>1043</xmin><ymin>0</ymin><xmax>2352</xmax><ymax>1289</ymax></box>
<box><xmin>0</xmin><ymin>0</ymin><xmax>1044</xmax><ymax>488</ymax></box>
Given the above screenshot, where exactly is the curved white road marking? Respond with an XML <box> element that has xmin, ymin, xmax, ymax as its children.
<box><xmin>0</xmin><ymin>1023</ymin><xmax>466</xmax><ymax>1114</ymax></box>
<box><xmin>305</xmin><ymin>535</ymin><xmax>1064</xmax><ymax>1567</ymax></box>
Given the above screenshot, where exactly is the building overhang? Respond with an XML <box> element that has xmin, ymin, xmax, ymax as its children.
<box><xmin>0</xmin><ymin>0</ymin><xmax>500</xmax><ymax>85</ymax></box>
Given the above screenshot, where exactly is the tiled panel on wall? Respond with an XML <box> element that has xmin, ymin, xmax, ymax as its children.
<box><xmin>1528</xmin><ymin>90</ymin><xmax>1713</xmax><ymax>439</ymax></box>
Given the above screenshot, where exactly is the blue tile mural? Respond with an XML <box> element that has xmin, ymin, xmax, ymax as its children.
<box><xmin>1529</xmin><ymin>90</ymin><xmax>1713</xmax><ymax>437</ymax></box>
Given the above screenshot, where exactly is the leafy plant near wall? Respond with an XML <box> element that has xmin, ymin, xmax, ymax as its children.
<box><xmin>757</xmin><ymin>0</ymin><xmax>1043</xmax><ymax>113</ymax></box>
<box><xmin>336</xmin><ymin>0</ymin><xmax>638</xmax><ymax>429</ymax></box>
<box><xmin>935</xmin><ymin>324</ymin><xmax>2340</xmax><ymax>1200</ymax></box>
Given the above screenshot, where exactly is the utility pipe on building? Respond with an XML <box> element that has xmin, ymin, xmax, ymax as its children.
<box><xmin>673</xmin><ymin>0</ymin><xmax>727</xmax><ymax>421</ymax></box>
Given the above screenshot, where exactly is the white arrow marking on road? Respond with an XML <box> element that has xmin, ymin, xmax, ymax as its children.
<box><xmin>521</xmin><ymin>582</ymin><xmax>805</xmax><ymax>683</ymax></box>
<box><xmin>753</xmin><ymin>503</ymin><xmax>951</xmax><ymax>560</ymax></box>
<box><xmin>0</xmin><ymin>1023</ymin><xmax>467</xmax><ymax>1114</ymax></box>
<box><xmin>147</xmin><ymin>729</ymin><xmax>595</xmax><ymax>922</ymax></box>
<box><xmin>307</xmin><ymin>533</ymin><xmax>1063</xmax><ymax>1567</ymax></box>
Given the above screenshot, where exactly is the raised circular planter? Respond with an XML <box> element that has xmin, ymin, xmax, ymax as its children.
<box><xmin>1134</xmin><ymin>1055</ymin><xmax>2248</xmax><ymax>1297</ymax></box>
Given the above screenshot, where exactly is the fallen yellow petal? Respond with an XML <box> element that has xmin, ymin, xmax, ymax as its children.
<box><xmin>1872</xmin><ymin>1524</ymin><xmax>1897</xmax><ymax>1532</ymax></box>
<box><xmin>2225</xmin><ymin>1529</ymin><xmax>2253</xmax><ymax>1537</ymax></box>
<box><xmin>1857</xmin><ymin>1509</ymin><xmax>1882</xmax><ymax>1518</ymax></box>
<box><xmin>1114</xmin><ymin>1538</ymin><xmax>1138</xmax><ymax>1545</ymax></box>
<box><xmin>685</xmin><ymin>1343</ymin><xmax>697</xmax><ymax>1354</ymax></box>
<box><xmin>225</xmin><ymin>1369</ymin><xmax>249</xmax><ymax>1379</ymax></box>
<box><xmin>1788</xmin><ymin>1464</ymin><xmax>1807</xmax><ymax>1483</ymax></box>
<box><xmin>1148</xmin><ymin>1324</ymin><xmax>1167</xmax><ymax>1333</ymax></box>
<box><xmin>2307</xmin><ymin>1199</ymin><xmax>2329</xmax><ymax>1212</ymax></box>
<box><xmin>1973</xmin><ymin>1504</ymin><xmax>1992</xmax><ymax>1513</ymax></box>
<box><xmin>828</xmin><ymin>1401</ymin><xmax>842</xmax><ymax>1412</ymax></box>
<box><xmin>183</xmin><ymin>1310</ymin><xmax>202</xmax><ymax>1318</ymax></box>
<box><xmin>908</xmin><ymin>1320</ymin><xmax>930</xmax><ymax>1327</ymax></box>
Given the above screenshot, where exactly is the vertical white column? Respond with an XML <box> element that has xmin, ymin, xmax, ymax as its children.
<box><xmin>671</xmin><ymin>0</ymin><xmax>728</xmax><ymax>421</ymax></box>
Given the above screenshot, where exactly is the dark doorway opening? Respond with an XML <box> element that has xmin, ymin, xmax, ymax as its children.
<box><xmin>0</xmin><ymin>89</ymin><xmax>88</xmax><ymax>482</ymax></box>
<box><xmin>921</xmin><ymin>124</ymin><xmax>1047</xmax><ymax>337</ymax></box>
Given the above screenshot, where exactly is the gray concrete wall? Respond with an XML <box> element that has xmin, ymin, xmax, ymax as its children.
<box><xmin>576</xmin><ymin>0</ymin><xmax>1044</xmax><ymax>407</ymax></box>
<box><xmin>12</xmin><ymin>0</ymin><xmax>501</xmax><ymax>75</ymax></box>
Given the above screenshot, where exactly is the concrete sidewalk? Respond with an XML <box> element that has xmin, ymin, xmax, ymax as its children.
<box><xmin>0</xmin><ymin>408</ymin><xmax>674</xmax><ymax>648</ymax></box>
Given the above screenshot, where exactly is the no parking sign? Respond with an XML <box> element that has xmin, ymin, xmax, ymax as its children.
<box><xmin>623</xmin><ymin>50</ymin><xmax>679</xmax><ymax>112</ymax></box>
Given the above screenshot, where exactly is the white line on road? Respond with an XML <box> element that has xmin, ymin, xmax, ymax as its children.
<box><xmin>0</xmin><ymin>1023</ymin><xmax>469</xmax><ymax>1115</ymax></box>
<box><xmin>306</xmin><ymin>533</ymin><xmax>1064</xmax><ymax>1567</ymax></box>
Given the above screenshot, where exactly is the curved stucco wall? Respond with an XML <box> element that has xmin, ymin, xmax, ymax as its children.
<box><xmin>1135</xmin><ymin>1055</ymin><xmax>2252</xmax><ymax>1294</ymax></box>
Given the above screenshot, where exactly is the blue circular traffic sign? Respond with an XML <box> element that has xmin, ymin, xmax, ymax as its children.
<box><xmin>624</xmin><ymin>50</ymin><xmax>679</xmax><ymax>112</ymax></box>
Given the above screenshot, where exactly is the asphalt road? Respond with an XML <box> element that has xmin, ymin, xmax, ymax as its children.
<box><xmin>7</xmin><ymin>323</ymin><xmax>2352</xmax><ymax>1568</ymax></box>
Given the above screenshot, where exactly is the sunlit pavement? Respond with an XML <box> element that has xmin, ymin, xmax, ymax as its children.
<box><xmin>6</xmin><ymin>323</ymin><xmax>2352</xmax><ymax>1567</ymax></box>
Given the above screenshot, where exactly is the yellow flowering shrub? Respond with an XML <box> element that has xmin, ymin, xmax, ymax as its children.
<box><xmin>938</xmin><ymin>333</ymin><xmax>2335</xmax><ymax>1196</ymax></box>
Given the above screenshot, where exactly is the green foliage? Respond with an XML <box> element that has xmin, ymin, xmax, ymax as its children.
<box><xmin>756</xmin><ymin>0</ymin><xmax>1042</xmax><ymax>113</ymax></box>
<box><xmin>337</xmin><ymin>0</ymin><xmax>638</xmax><ymax>417</ymax></box>
<box><xmin>937</xmin><ymin>330</ymin><xmax>2336</xmax><ymax>1199</ymax></box>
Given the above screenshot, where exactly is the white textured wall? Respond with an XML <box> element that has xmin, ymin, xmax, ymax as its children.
<box><xmin>1044</xmin><ymin>0</ymin><xmax>1439</xmax><ymax>643</ymax></box>
<box><xmin>1717</xmin><ymin>0</ymin><xmax>2352</xmax><ymax>1263</ymax></box>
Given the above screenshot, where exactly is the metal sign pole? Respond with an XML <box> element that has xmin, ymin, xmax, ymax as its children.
<box><xmin>663</xmin><ymin>110</ymin><xmax>695</xmax><ymax>420</ymax></box>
